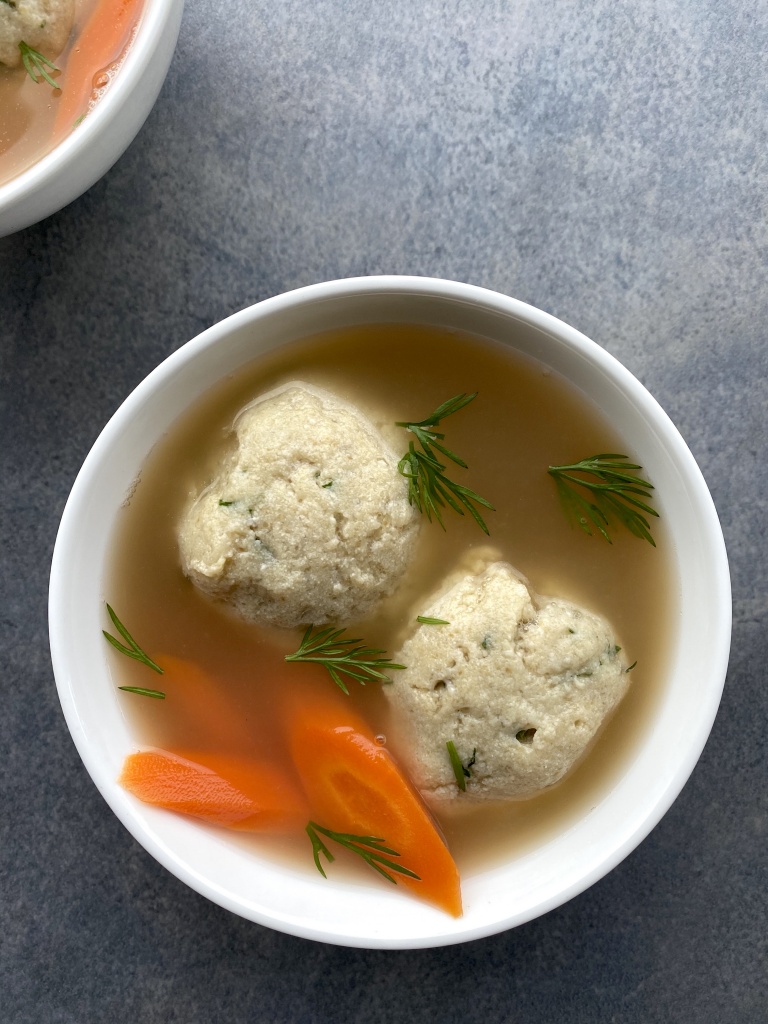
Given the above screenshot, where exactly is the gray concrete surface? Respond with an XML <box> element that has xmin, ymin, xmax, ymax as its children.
<box><xmin>1</xmin><ymin>1</ymin><xmax>766</xmax><ymax>1020</ymax></box>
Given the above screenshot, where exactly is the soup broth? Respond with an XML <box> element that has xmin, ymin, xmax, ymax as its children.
<box><xmin>0</xmin><ymin>0</ymin><xmax>141</xmax><ymax>186</ymax></box>
<box><xmin>109</xmin><ymin>324</ymin><xmax>674</xmax><ymax>878</ymax></box>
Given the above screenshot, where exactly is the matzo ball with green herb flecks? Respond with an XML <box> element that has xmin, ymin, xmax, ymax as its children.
<box><xmin>385</xmin><ymin>554</ymin><xmax>629</xmax><ymax>803</ymax></box>
<box><xmin>178</xmin><ymin>382</ymin><xmax>420</xmax><ymax>628</ymax></box>
<box><xmin>0</xmin><ymin>0</ymin><xmax>74</xmax><ymax>68</ymax></box>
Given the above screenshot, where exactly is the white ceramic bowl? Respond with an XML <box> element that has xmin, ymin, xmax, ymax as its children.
<box><xmin>49</xmin><ymin>277</ymin><xmax>731</xmax><ymax>948</ymax></box>
<box><xmin>0</xmin><ymin>0</ymin><xmax>184</xmax><ymax>237</ymax></box>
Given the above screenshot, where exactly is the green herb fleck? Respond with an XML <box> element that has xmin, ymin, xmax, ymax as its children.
<box><xmin>396</xmin><ymin>393</ymin><xmax>495</xmax><ymax>534</ymax></box>
<box><xmin>321</xmin><ymin>481</ymin><xmax>333</xmax><ymax>488</ymax></box>
<box><xmin>626</xmin><ymin>660</ymin><xmax>637</xmax><ymax>673</ymax></box>
<box><xmin>305</xmin><ymin>821</ymin><xmax>420</xmax><ymax>884</ymax></box>
<box><xmin>446</xmin><ymin>740</ymin><xmax>476</xmax><ymax>791</ymax></box>
<box><xmin>285</xmin><ymin>625</ymin><xmax>405</xmax><ymax>695</ymax></box>
<box><xmin>417</xmin><ymin>616</ymin><xmax>450</xmax><ymax>626</ymax></box>
<box><xmin>548</xmin><ymin>453</ymin><xmax>659</xmax><ymax>546</ymax></box>
<box><xmin>118</xmin><ymin>686</ymin><xmax>166</xmax><ymax>700</ymax></box>
<box><xmin>218</xmin><ymin>499</ymin><xmax>235</xmax><ymax>506</ymax></box>
<box><xmin>103</xmin><ymin>604</ymin><xmax>164</xmax><ymax>675</ymax></box>
<box><xmin>19</xmin><ymin>41</ymin><xmax>60</xmax><ymax>88</ymax></box>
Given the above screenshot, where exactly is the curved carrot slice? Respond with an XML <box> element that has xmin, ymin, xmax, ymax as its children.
<box><xmin>286</xmin><ymin>689</ymin><xmax>462</xmax><ymax>917</ymax></box>
<box><xmin>53</xmin><ymin>0</ymin><xmax>142</xmax><ymax>138</ymax></box>
<box><xmin>120</xmin><ymin>749</ymin><xmax>308</xmax><ymax>832</ymax></box>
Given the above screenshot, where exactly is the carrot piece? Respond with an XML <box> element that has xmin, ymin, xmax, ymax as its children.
<box><xmin>53</xmin><ymin>0</ymin><xmax>142</xmax><ymax>137</ymax></box>
<box><xmin>285</xmin><ymin>688</ymin><xmax>462</xmax><ymax>917</ymax></box>
<box><xmin>120</xmin><ymin>749</ymin><xmax>308</xmax><ymax>832</ymax></box>
<box><xmin>152</xmin><ymin>655</ymin><xmax>258</xmax><ymax>754</ymax></box>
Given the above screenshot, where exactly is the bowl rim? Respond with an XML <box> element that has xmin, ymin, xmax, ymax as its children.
<box><xmin>0</xmin><ymin>0</ymin><xmax>183</xmax><ymax>226</ymax></box>
<box><xmin>49</xmin><ymin>275</ymin><xmax>732</xmax><ymax>948</ymax></box>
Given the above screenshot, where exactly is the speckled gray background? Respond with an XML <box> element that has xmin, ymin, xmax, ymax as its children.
<box><xmin>2</xmin><ymin>1</ymin><xmax>766</xmax><ymax>1020</ymax></box>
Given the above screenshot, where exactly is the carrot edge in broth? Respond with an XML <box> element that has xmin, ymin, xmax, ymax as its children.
<box><xmin>52</xmin><ymin>0</ymin><xmax>142</xmax><ymax>139</ymax></box>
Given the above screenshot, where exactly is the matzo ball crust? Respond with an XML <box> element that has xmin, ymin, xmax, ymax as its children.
<box><xmin>386</xmin><ymin>553</ymin><xmax>630</xmax><ymax>802</ymax></box>
<box><xmin>178</xmin><ymin>382</ymin><xmax>420</xmax><ymax>628</ymax></box>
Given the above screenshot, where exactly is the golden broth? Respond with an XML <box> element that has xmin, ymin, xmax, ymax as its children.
<box><xmin>0</xmin><ymin>0</ymin><xmax>141</xmax><ymax>186</ymax></box>
<box><xmin>108</xmin><ymin>324</ymin><xmax>675</xmax><ymax>879</ymax></box>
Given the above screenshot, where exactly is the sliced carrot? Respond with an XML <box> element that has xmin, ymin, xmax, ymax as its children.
<box><xmin>119</xmin><ymin>748</ymin><xmax>308</xmax><ymax>832</ymax></box>
<box><xmin>285</xmin><ymin>687</ymin><xmax>462</xmax><ymax>917</ymax></box>
<box><xmin>53</xmin><ymin>0</ymin><xmax>142</xmax><ymax>138</ymax></box>
<box><xmin>152</xmin><ymin>655</ymin><xmax>258</xmax><ymax>754</ymax></box>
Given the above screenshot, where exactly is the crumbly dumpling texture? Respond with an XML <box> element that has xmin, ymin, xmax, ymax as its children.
<box><xmin>178</xmin><ymin>382</ymin><xmax>420</xmax><ymax>628</ymax></box>
<box><xmin>386</xmin><ymin>557</ymin><xmax>629</xmax><ymax>802</ymax></box>
<box><xmin>0</xmin><ymin>0</ymin><xmax>75</xmax><ymax>68</ymax></box>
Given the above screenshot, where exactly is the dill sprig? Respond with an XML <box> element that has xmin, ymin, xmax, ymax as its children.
<box><xmin>103</xmin><ymin>604</ymin><xmax>164</xmax><ymax>675</ymax></box>
<box><xmin>548</xmin><ymin>453</ymin><xmax>659</xmax><ymax>546</ymax></box>
<box><xmin>19</xmin><ymin>42</ymin><xmax>60</xmax><ymax>88</ymax></box>
<box><xmin>306</xmin><ymin>821</ymin><xmax>421</xmax><ymax>884</ymax></box>
<box><xmin>285</xmin><ymin>625</ymin><xmax>405</xmax><ymax>694</ymax></box>
<box><xmin>396</xmin><ymin>393</ymin><xmax>495</xmax><ymax>535</ymax></box>
<box><xmin>446</xmin><ymin>741</ymin><xmax>476</xmax><ymax>791</ymax></box>
<box><xmin>118</xmin><ymin>686</ymin><xmax>166</xmax><ymax>700</ymax></box>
